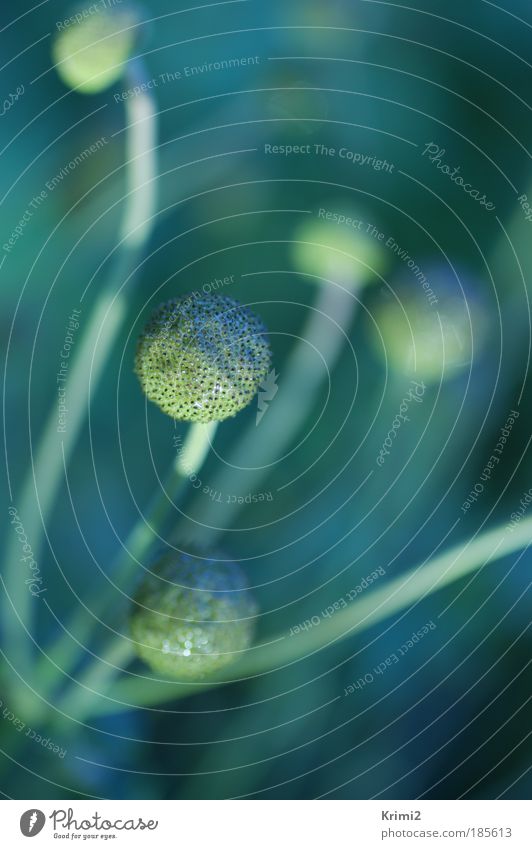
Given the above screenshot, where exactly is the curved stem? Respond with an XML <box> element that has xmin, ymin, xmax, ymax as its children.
<box><xmin>177</xmin><ymin>276</ymin><xmax>363</xmax><ymax>544</ymax></box>
<box><xmin>87</xmin><ymin>512</ymin><xmax>532</xmax><ymax>716</ymax></box>
<box><xmin>54</xmin><ymin>636</ymin><xmax>135</xmax><ymax>723</ymax></box>
<box><xmin>49</xmin><ymin>275</ymin><xmax>372</xmax><ymax>719</ymax></box>
<box><xmin>36</xmin><ymin>421</ymin><xmax>218</xmax><ymax>706</ymax></box>
<box><xmin>1</xmin><ymin>57</ymin><xmax>158</xmax><ymax>680</ymax></box>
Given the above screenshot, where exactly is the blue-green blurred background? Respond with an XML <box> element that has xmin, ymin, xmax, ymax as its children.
<box><xmin>1</xmin><ymin>0</ymin><xmax>531</xmax><ymax>799</ymax></box>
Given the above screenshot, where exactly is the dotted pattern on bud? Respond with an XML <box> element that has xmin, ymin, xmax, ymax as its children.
<box><xmin>129</xmin><ymin>551</ymin><xmax>258</xmax><ymax>679</ymax></box>
<box><xmin>52</xmin><ymin>6</ymin><xmax>140</xmax><ymax>94</ymax></box>
<box><xmin>135</xmin><ymin>295</ymin><xmax>272</xmax><ymax>422</ymax></box>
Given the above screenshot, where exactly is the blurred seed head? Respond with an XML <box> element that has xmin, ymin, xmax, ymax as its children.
<box><xmin>369</xmin><ymin>263</ymin><xmax>489</xmax><ymax>382</ymax></box>
<box><xmin>130</xmin><ymin>550</ymin><xmax>258</xmax><ymax>679</ymax></box>
<box><xmin>52</xmin><ymin>3</ymin><xmax>142</xmax><ymax>94</ymax></box>
<box><xmin>292</xmin><ymin>210</ymin><xmax>388</xmax><ymax>288</ymax></box>
<box><xmin>135</xmin><ymin>294</ymin><xmax>272</xmax><ymax>422</ymax></box>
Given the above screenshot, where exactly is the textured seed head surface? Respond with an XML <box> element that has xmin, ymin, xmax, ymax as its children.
<box><xmin>135</xmin><ymin>295</ymin><xmax>272</xmax><ymax>422</ymax></box>
<box><xmin>130</xmin><ymin>550</ymin><xmax>258</xmax><ymax>679</ymax></box>
<box><xmin>53</xmin><ymin>5</ymin><xmax>140</xmax><ymax>94</ymax></box>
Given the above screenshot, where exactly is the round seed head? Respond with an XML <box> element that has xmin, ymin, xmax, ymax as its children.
<box><xmin>130</xmin><ymin>550</ymin><xmax>258</xmax><ymax>679</ymax></box>
<box><xmin>52</xmin><ymin>4</ymin><xmax>141</xmax><ymax>94</ymax></box>
<box><xmin>369</xmin><ymin>264</ymin><xmax>489</xmax><ymax>382</ymax></box>
<box><xmin>292</xmin><ymin>211</ymin><xmax>388</xmax><ymax>288</ymax></box>
<box><xmin>135</xmin><ymin>294</ymin><xmax>272</xmax><ymax>422</ymax></box>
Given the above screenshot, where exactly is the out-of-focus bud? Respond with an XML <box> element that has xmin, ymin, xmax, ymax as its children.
<box><xmin>53</xmin><ymin>3</ymin><xmax>142</xmax><ymax>94</ymax></box>
<box><xmin>369</xmin><ymin>263</ymin><xmax>489</xmax><ymax>382</ymax></box>
<box><xmin>130</xmin><ymin>550</ymin><xmax>258</xmax><ymax>679</ymax></box>
<box><xmin>292</xmin><ymin>206</ymin><xmax>389</xmax><ymax>288</ymax></box>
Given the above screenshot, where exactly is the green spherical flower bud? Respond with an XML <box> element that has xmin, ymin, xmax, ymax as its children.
<box><xmin>135</xmin><ymin>294</ymin><xmax>272</xmax><ymax>422</ymax></box>
<box><xmin>52</xmin><ymin>4</ymin><xmax>141</xmax><ymax>94</ymax></box>
<box><xmin>130</xmin><ymin>551</ymin><xmax>258</xmax><ymax>679</ymax></box>
<box><xmin>292</xmin><ymin>209</ymin><xmax>389</xmax><ymax>288</ymax></box>
<box><xmin>369</xmin><ymin>264</ymin><xmax>489</xmax><ymax>382</ymax></box>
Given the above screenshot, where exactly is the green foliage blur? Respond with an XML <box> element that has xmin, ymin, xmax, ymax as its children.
<box><xmin>1</xmin><ymin>0</ymin><xmax>531</xmax><ymax>800</ymax></box>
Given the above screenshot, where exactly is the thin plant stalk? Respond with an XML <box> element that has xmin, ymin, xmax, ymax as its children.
<box><xmin>52</xmin><ymin>633</ymin><xmax>136</xmax><ymax>725</ymax></box>
<box><xmin>177</xmin><ymin>272</ymin><xmax>365</xmax><ymax>543</ymax></box>
<box><xmin>36</xmin><ymin>421</ymin><xmax>218</xmax><ymax>707</ymax></box>
<box><xmin>1</xmin><ymin>59</ymin><xmax>157</xmax><ymax>681</ymax></box>
<box><xmin>50</xmin><ymin>268</ymin><xmax>373</xmax><ymax>718</ymax></box>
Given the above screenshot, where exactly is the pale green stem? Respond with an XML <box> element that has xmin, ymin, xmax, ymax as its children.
<box><xmin>37</xmin><ymin>422</ymin><xmax>218</xmax><ymax>708</ymax></box>
<box><xmin>87</xmin><ymin>511</ymin><xmax>532</xmax><ymax>716</ymax></box>
<box><xmin>51</xmin><ymin>276</ymin><xmax>368</xmax><ymax>718</ymax></box>
<box><xmin>54</xmin><ymin>636</ymin><xmax>135</xmax><ymax>724</ymax></box>
<box><xmin>177</xmin><ymin>276</ymin><xmax>363</xmax><ymax>543</ymax></box>
<box><xmin>2</xmin><ymin>57</ymin><xmax>157</xmax><ymax>680</ymax></box>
